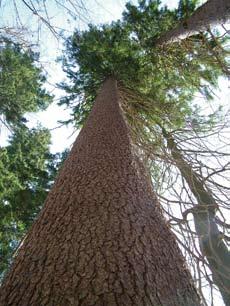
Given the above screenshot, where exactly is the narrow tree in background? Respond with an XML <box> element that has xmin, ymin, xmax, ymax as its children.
<box><xmin>0</xmin><ymin>78</ymin><xmax>201</xmax><ymax>305</ymax></box>
<box><xmin>161</xmin><ymin>127</ymin><xmax>230</xmax><ymax>305</ymax></box>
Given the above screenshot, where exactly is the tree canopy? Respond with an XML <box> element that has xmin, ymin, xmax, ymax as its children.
<box><xmin>0</xmin><ymin>126</ymin><xmax>50</xmax><ymax>276</ymax></box>
<box><xmin>0</xmin><ymin>39</ymin><xmax>52</xmax><ymax>128</ymax></box>
<box><xmin>0</xmin><ymin>125</ymin><xmax>69</xmax><ymax>279</ymax></box>
<box><xmin>0</xmin><ymin>39</ymin><xmax>66</xmax><ymax>279</ymax></box>
<box><xmin>59</xmin><ymin>0</ymin><xmax>228</xmax><ymax>131</ymax></box>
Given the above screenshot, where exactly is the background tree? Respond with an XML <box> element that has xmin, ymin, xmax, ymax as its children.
<box><xmin>151</xmin><ymin>115</ymin><xmax>230</xmax><ymax>305</ymax></box>
<box><xmin>0</xmin><ymin>38</ymin><xmax>67</xmax><ymax>279</ymax></box>
<box><xmin>0</xmin><ymin>126</ymin><xmax>50</xmax><ymax>278</ymax></box>
<box><xmin>0</xmin><ymin>38</ymin><xmax>52</xmax><ymax>128</ymax></box>
<box><xmin>161</xmin><ymin>124</ymin><xmax>230</xmax><ymax>305</ymax></box>
<box><xmin>0</xmin><ymin>129</ymin><xmax>68</xmax><ymax>279</ymax></box>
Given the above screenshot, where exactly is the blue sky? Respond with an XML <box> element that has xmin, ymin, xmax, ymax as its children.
<box><xmin>1</xmin><ymin>0</ymin><xmax>186</xmax><ymax>152</ymax></box>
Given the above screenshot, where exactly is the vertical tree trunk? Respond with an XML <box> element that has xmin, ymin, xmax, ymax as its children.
<box><xmin>0</xmin><ymin>78</ymin><xmax>200</xmax><ymax>306</ymax></box>
<box><xmin>163</xmin><ymin>128</ymin><xmax>230</xmax><ymax>305</ymax></box>
<box><xmin>156</xmin><ymin>0</ymin><xmax>230</xmax><ymax>46</ymax></box>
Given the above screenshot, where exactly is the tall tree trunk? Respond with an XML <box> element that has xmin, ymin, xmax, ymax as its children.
<box><xmin>0</xmin><ymin>78</ymin><xmax>200</xmax><ymax>306</ymax></box>
<box><xmin>156</xmin><ymin>0</ymin><xmax>230</xmax><ymax>46</ymax></box>
<box><xmin>163</xmin><ymin>128</ymin><xmax>230</xmax><ymax>305</ymax></box>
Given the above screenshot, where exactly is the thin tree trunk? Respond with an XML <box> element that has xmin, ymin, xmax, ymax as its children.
<box><xmin>163</xmin><ymin>128</ymin><xmax>230</xmax><ymax>305</ymax></box>
<box><xmin>0</xmin><ymin>78</ymin><xmax>200</xmax><ymax>306</ymax></box>
<box><xmin>156</xmin><ymin>0</ymin><xmax>230</xmax><ymax>46</ymax></box>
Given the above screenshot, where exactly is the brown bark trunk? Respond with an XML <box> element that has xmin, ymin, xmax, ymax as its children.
<box><xmin>163</xmin><ymin>128</ymin><xmax>230</xmax><ymax>306</ymax></box>
<box><xmin>0</xmin><ymin>78</ymin><xmax>200</xmax><ymax>306</ymax></box>
<box><xmin>156</xmin><ymin>0</ymin><xmax>230</xmax><ymax>46</ymax></box>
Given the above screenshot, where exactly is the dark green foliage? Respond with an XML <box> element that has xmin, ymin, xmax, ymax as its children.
<box><xmin>0</xmin><ymin>126</ymin><xmax>49</xmax><ymax>277</ymax></box>
<box><xmin>0</xmin><ymin>39</ymin><xmax>52</xmax><ymax>127</ymax></box>
<box><xmin>59</xmin><ymin>21</ymin><xmax>142</xmax><ymax>127</ymax></box>
<box><xmin>0</xmin><ymin>39</ymin><xmax>65</xmax><ymax>279</ymax></box>
<box><xmin>123</xmin><ymin>0</ymin><xmax>179</xmax><ymax>44</ymax></box>
<box><xmin>177</xmin><ymin>0</ymin><xmax>199</xmax><ymax>19</ymax></box>
<box><xmin>59</xmin><ymin>0</ymin><xmax>225</xmax><ymax>131</ymax></box>
<box><xmin>0</xmin><ymin>126</ymin><xmax>68</xmax><ymax>278</ymax></box>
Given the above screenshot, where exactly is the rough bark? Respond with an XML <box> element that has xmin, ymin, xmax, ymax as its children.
<box><xmin>0</xmin><ymin>78</ymin><xmax>200</xmax><ymax>306</ymax></box>
<box><xmin>156</xmin><ymin>0</ymin><xmax>230</xmax><ymax>46</ymax></box>
<box><xmin>163</xmin><ymin>128</ymin><xmax>230</xmax><ymax>306</ymax></box>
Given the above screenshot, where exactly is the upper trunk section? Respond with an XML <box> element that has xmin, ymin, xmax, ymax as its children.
<box><xmin>0</xmin><ymin>78</ymin><xmax>200</xmax><ymax>306</ymax></box>
<box><xmin>156</xmin><ymin>0</ymin><xmax>230</xmax><ymax>46</ymax></box>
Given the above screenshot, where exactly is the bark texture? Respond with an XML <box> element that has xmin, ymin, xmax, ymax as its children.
<box><xmin>163</xmin><ymin>129</ymin><xmax>230</xmax><ymax>306</ymax></box>
<box><xmin>0</xmin><ymin>78</ymin><xmax>201</xmax><ymax>306</ymax></box>
<box><xmin>156</xmin><ymin>0</ymin><xmax>230</xmax><ymax>46</ymax></box>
